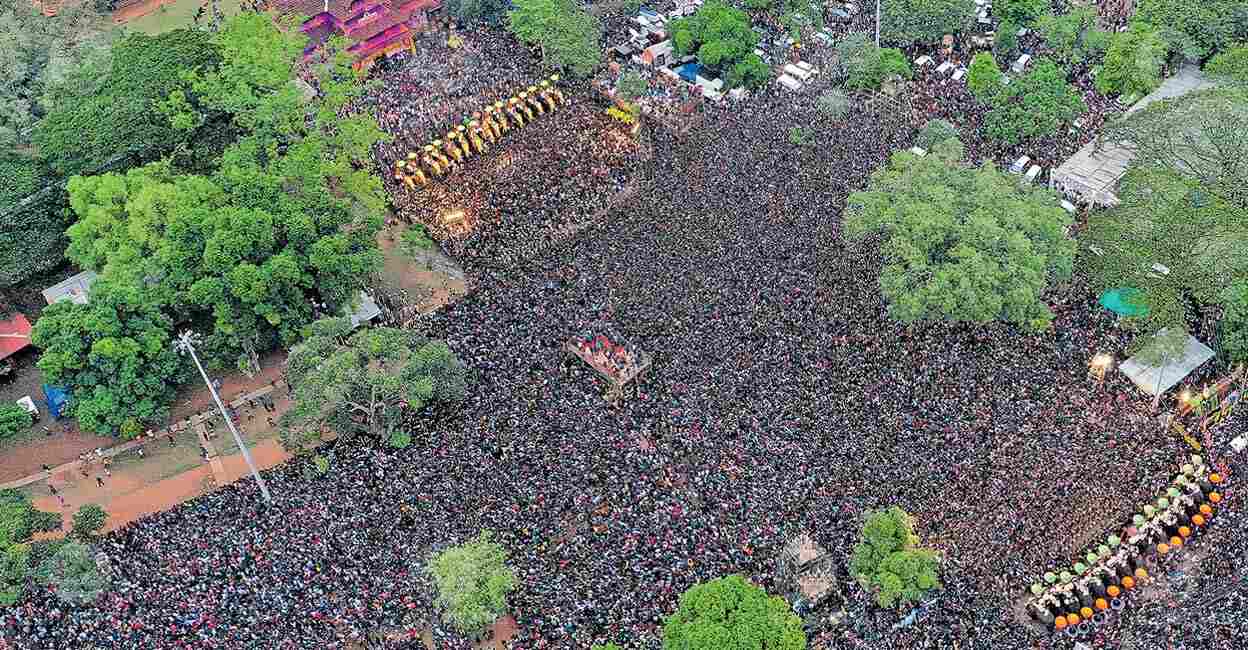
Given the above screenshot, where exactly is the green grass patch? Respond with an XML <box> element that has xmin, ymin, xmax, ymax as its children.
<box><xmin>121</xmin><ymin>0</ymin><xmax>245</xmax><ymax>36</ymax></box>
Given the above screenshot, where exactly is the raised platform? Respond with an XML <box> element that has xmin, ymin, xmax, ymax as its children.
<box><xmin>564</xmin><ymin>336</ymin><xmax>652</xmax><ymax>401</ymax></box>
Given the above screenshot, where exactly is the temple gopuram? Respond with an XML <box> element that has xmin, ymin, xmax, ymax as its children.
<box><xmin>270</xmin><ymin>0</ymin><xmax>443</xmax><ymax>70</ymax></box>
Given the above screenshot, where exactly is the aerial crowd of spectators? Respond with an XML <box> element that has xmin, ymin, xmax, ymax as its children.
<box><xmin>4</xmin><ymin>17</ymin><xmax>1246</xmax><ymax>650</ymax></box>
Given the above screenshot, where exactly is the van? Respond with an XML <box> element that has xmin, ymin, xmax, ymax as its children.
<box><xmin>776</xmin><ymin>74</ymin><xmax>803</xmax><ymax>91</ymax></box>
<box><xmin>784</xmin><ymin>64</ymin><xmax>813</xmax><ymax>82</ymax></box>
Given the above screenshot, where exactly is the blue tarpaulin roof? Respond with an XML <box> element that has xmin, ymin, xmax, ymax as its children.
<box><xmin>677</xmin><ymin>62</ymin><xmax>700</xmax><ymax>82</ymax></box>
<box><xmin>42</xmin><ymin>384</ymin><xmax>70</xmax><ymax>420</ymax></box>
<box><xmin>1099</xmin><ymin>288</ymin><xmax>1149</xmax><ymax>317</ymax></box>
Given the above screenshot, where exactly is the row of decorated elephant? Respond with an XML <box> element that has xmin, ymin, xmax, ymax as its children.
<box><xmin>392</xmin><ymin>76</ymin><xmax>567</xmax><ymax>190</ymax></box>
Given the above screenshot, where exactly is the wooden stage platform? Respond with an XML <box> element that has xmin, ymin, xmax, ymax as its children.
<box><xmin>564</xmin><ymin>338</ymin><xmax>653</xmax><ymax>402</ymax></box>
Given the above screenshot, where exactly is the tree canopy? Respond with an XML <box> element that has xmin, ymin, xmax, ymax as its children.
<box><xmin>31</xmin><ymin>279</ymin><xmax>184</xmax><ymax>437</ymax></box>
<box><xmin>915</xmin><ymin>119</ymin><xmax>959</xmax><ymax>150</ymax></box>
<box><xmin>281</xmin><ymin>319</ymin><xmax>468</xmax><ymax>451</ymax></box>
<box><xmin>1099</xmin><ymin>87</ymin><xmax>1248</xmax><ymax>210</ymax></box>
<box><xmin>1081</xmin><ymin>166</ymin><xmax>1248</xmax><ymax>335</ymax></box>
<box><xmin>983</xmin><ymin>58</ymin><xmax>1086</xmax><ymax>145</ymax></box>
<box><xmin>428</xmin><ymin>531</ymin><xmax>518</xmax><ymax>636</ymax></box>
<box><xmin>849</xmin><ymin>507</ymin><xmax>942</xmax><ymax>609</ymax></box>
<box><xmin>879</xmin><ymin>0</ymin><xmax>974</xmax><ymax>47</ymax></box>
<box><xmin>994</xmin><ymin>0</ymin><xmax>1048</xmax><ymax>25</ymax></box>
<box><xmin>1204</xmin><ymin>44</ymin><xmax>1248</xmax><ymax>85</ymax></box>
<box><xmin>33</xmin><ymin>29</ymin><xmax>221</xmax><ymax>178</ymax></box>
<box><xmin>36</xmin><ymin>540</ymin><xmax>108</xmax><ymax>606</ymax></box>
<box><xmin>1134</xmin><ymin>0</ymin><xmax>1248</xmax><ymax>59</ymax></box>
<box><xmin>845</xmin><ymin>140</ymin><xmax>1076</xmax><ymax>331</ymax></box>
<box><xmin>844</xmin><ymin>44</ymin><xmax>913</xmax><ymax>91</ymax></box>
<box><xmin>1095</xmin><ymin>23</ymin><xmax>1167</xmax><ymax>98</ymax></box>
<box><xmin>966</xmin><ymin>52</ymin><xmax>1003</xmax><ymax>101</ymax></box>
<box><xmin>662</xmin><ymin>574</ymin><xmax>806</xmax><ymax>650</ymax></box>
<box><xmin>507</xmin><ymin>0</ymin><xmax>603</xmax><ymax>77</ymax></box>
<box><xmin>669</xmin><ymin>1</ymin><xmax>759</xmax><ymax>70</ymax></box>
<box><xmin>1035</xmin><ymin>7</ymin><xmax>1110</xmax><ymax>65</ymax></box>
<box><xmin>60</xmin><ymin>13</ymin><xmax>387</xmax><ymax>374</ymax></box>
<box><xmin>0</xmin><ymin>0</ymin><xmax>113</xmax><ymax>153</ymax></box>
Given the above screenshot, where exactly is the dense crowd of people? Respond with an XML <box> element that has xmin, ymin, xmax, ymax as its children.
<box><xmin>5</xmin><ymin>18</ymin><xmax>1246</xmax><ymax>650</ymax></box>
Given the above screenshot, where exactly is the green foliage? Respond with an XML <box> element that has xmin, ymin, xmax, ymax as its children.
<box><xmin>1133</xmin><ymin>325</ymin><xmax>1191</xmax><ymax>368</ymax></box>
<box><xmin>0</xmin><ymin>543</ymin><xmax>30</xmax><ymax>605</ymax></box>
<box><xmin>35</xmin><ymin>540</ymin><xmax>108</xmax><ymax>606</ymax></box>
<box><xmin>1096</xmin><ymin>23</ymin><xmax>1167</xmax><ymax>97</ymax></box>
<box><xmin>1100</xmin><ymin>87</ymin><xmax>1248</xmax><ymax>210</ymax></box>
<box><xmin>845</xmin><ymin>141</ymin><xmax>1076</xmax><ymax>331</ymax></box>
<box><xmin>662</xmin><ymin>574</ymin><xmax>806</xmax><ymax>650</ymax></box>
<box><xmin>1082</xmin><ymin>166</ymin><xmax>1248</xmax><ymax>335</ymax></box>
<box><xmin>313</xmin><ymin>454</ymin><xmax>330</xmax><ymax>475</ymax></box>
<box><xmin>744</xmin><ymin>0</ymin><xmax>771</xmax><ymax>9</ymax></box>
<box><xmin>65</xmin><ymin>14</ymin><xmax>388</xmax><ymax>372</ymax></box>
<box><xmin>995</xmin><ymin>0</ymin><xmax>1048</xmax><ymax>25</ymax></box>
<box><xmin>1205</xmin><ymin>44</ymin><xmax>1248</xmax><ymax>84</ymax></box>
<box><xmin>281</xmin><ymin>321</ymin><xmax>468</xmax><ymax>453</ymax></box>
<box><xmin>1220</xmin><ymin>282</ymin><xmax>1248</xmax><ymax>363</ymax></box>
<box><xmin>0</xmin><ymin>490</ymin><xmax>36</xmax><ymax>549</ymax></box>
<box><xmin>34</xmin><ymin>29</ymin><xmax>220</xmax><ymax>178</ymax></box>
<box><xmin>1134</xmin><ymin>0</ymin><xmax>1247</xmax><ymax>60</ymax></box>
<box><xmin>616</xmin><ymin>70</ymin><xmax>650</xmax><ymax>101</ymax></box>
<box><xmin>444</xmin><ymin>0</ymin><xmax>510</xmax><ymax>25</ymax></box>
<box><xmin>850</xmin><ymin>507</ymin><xmax>942</xmax><ymax>609</ymax></box>
<box><xmin>727</xmin><ymin>52</ymin><xmax>772</xmax><ymax>90</ymax></box>
<box><xmin>1035</xmin><ymin>7</ymin><xmax>1109</xmax><ymax>65</ymax></box>
<box><xmin>0</xmin><ymin>404</ymin><xmax>33</xmax><ymax>439</ymax></box>
<box><xmin>592</xmin><ymin>644</ymin><xmax>623</xmax><ymax>650</ymax></box>
<box><xmin>31</xmin><ymin>279</ymin><xmax>184</xmax><ymax>436</ymax></box>
<box><xmin>983</xmin><ymin>58</ymin><xmax>1086</xmax><ymax>145</ymax></box>
<box><xmin>915</xmin><ymin>119</ymin><xmax>960</xmax><ymax>149</ymax></box>
<box><xmin>966</xmin><ymin>52</ymin><xmax>1003</xmax><ymax>101</ymax></box>
<box><xmin>508</xmin><ymin>0</ymin><xmax>603</xmax><ymax>77</ymax></box>
<box><xmin>400</xmin><ymin>224</ymin><xmax>436</xmax><ymax>259</ymax></box>
<box><xmin>842</xmin><ymin>41</ymin><xmax>912</xmax><ymax>92</ymax></box>
<box><xmin>668</xmin><ymin>1</ymin><xmax>758</xmax><ymax>69</ymax></box>
<box><xmin>71</xmin><ymin>504</ymin><xmax>108</xmax><ymax>540</ymax></box>
<box><xmin>28</xmin><ymin>509</ymin><xmax>61</xmax><ymax>535</ymax></box>
<box><xmin>788</xmin><ymin>126</ymin><xmax>810</xmax><ymax>146</ymax></box>
<box><xmin>428</xmin><ymin>531</ymin><xmax>518</xmax><ymax>636</ymax></box>
<box><xmin>879</xmin><ymin>0</ymin><xmax>975</xmax><ymax>47</ymax></box>
<box><xmin>0</xmin><ymin>0</ymin><xmax>113</xmax><ymax>152</ymax></box>
<box><xmin>816</xmin><ymin>89</ymin><xmax>850</xmax><ymax>120</ymax></box>
<box><xmin>0</xmin><ymin>157</ymin><xmax>42</xmax><ymax>206</ymax></box>
<box><xmin>993</xmin><ymin>20</ymin><xmax>1020</xmax><ymax>60</ymax></box>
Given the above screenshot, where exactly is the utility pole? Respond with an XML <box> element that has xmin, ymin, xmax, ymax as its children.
<box><xmin>875</xmin><ymin>0</ymin><xmax>881</xmax><ymax>48</ymax></box>
<box><xmin>175</xmin><ymin>331</ymin><xmax>273</xmax><ymax>505</ymax></box>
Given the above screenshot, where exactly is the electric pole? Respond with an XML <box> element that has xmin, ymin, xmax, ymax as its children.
<box><xmin>175</xmin><ymin>331</ymin><xmax>273</xmax><ymax>505</ymax></box>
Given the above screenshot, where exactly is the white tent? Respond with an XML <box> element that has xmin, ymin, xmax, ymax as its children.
<box><xmin>41</xmin><ymin>270</ymin><xmax>98</xmax><ymax>306</ymax></box>
<box><xmin>345</xmin><ymin>291</ymin><xmax>382</xmax><ymax>329</ymax></box>
<box><xmin>1118</xmin><ymin>331</ymin><xmax>1216</xmax><ymax>396</ymax></box>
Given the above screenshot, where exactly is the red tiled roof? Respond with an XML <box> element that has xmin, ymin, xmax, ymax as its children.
<box><xmin>0</xmin><ymin>313</ymin><xmax>32</xmax><ymax>361</ymax></box>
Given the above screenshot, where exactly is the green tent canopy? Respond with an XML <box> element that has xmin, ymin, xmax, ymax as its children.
<box><xmin>1099</xmin><ymin>288</ymin><xmax>1149</xmax><ymax>317</ymax></box>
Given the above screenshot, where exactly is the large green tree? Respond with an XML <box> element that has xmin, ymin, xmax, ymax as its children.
<box><xmin>65</xmin><ymin>13</ymin><xmax>388</xmax><ymax>374</ymax></box>
<box><xmin>35</xmin><ymin>540</ymin><xmax>108</xmax><ymax>606</ymax></box>
<box><xmin>428</xmin><ymin>531</ymin><xmax>518</xmax><ymax>636</ymax></box>
<box><xmin>879</xmin><ymin>0</ymin><xmax>974</xmax><ymax>47</ymax></box>
<box><xmin>845</xmin><ymin>140</ymin><xmax>1076</xmax><ymax>331</ymax></box>
<box><xmin>669</xmin><ymin>1</ymin><xmax>759</xmax><ymax>69</ymax></box>
<box><xmin>994</xmin><ymin>0</ymin><xmax>1048</xmax><ymax>25</ymax></box>
<box><xmin>33</xmin><ymin>29</ymin><xmax>221</xmax><ymax>178</ymax></box>
<box><xmin>31</xmin><ymin>279</ymin><xmax>184</xmax><ymax>437</ymax></box>
<box><xmin>966</xmin><ymin>52</ymin><xmax>1003</xmax><ymax>101</ymax></box>
<box><xmin>507</xmin><ymin>0</ymin><xmax>603</xmax><ymax>77</ymax></box>
<box><xmin>281</xmin><ymin>319</ymin><xmax>468</xmax><ymax>451</ymax></box>
<box><xmin>983</xmin><ymin>58</ymin><xmax>1086</xmax><ymax>145</ymax></box>
<box><xmin>0</xmin><ymin>0</ymin><xmax>112</xmax><ymax>153</ymax></box>
<box><xmin>1100</xmin><ymin>87</ymin><xmax>1248</xmax><ymax>210</ymax></box>
<box><xmin>1204</xmin><ymin>44</ymin><xmax>1248</xmax><ymax>85</ymax></box>
<box><xmin>1096</xmin><ymin>23</ymin><xmax>1168</xmax><ymax>98</ymax></box>
<box><xmin>662</xmin><ymin>575</ymin><xmax>806</xmax><ymax>650</ymax></box>
<box><xmin>1082</xmin><ymin>166</ymin><xmax>1248</xmax><ymax>335</ymax></box>
<box><xmin>1035</xmin><ymin>7</ymin><xmax>1110</xmax><ymax>65</ymax></box>
<box><xmin>850</xmin><ymin>507</ymin><xmax>942</xmax><ymax>609</ymax></box>
<box><xmin>1134</xmin><ymin>0</ymin><xmax>1247</xmax><ymax>59</ymax></box>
